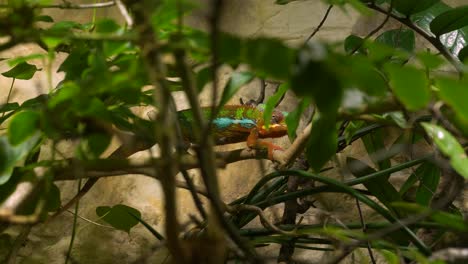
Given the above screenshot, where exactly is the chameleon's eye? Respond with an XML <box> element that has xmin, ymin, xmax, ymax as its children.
<box><xmin>271</xmin><ymin>112</ymin><xmax>284</xmax><ymax>124</ymax></box>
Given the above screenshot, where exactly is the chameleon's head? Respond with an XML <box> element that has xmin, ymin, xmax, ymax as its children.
<box><xmin>259</xmin><ymin>109</ymin><xmax>288</xmax><ymax>138</ymax></box>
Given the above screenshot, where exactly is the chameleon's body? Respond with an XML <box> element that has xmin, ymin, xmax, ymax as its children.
<box><xmin>178</xmin><ymin>105</ymin><xmax>288</xmax><ymax>158</ymax></box>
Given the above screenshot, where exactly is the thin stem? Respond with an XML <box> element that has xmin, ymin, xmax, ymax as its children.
<box><xmin>181</xmin><ymin>170</ymin><xmax>207</xmax><ymax>220</ymax></box>
<box><xmin>355</xmin><ymin>198</ymin><xmax>376</xmax><ymax>264</ymax></box>
<box><xmin>65</xmin><ymin>179</ymin><xmax>81</xmax><ymax>264</ymax></box>
<box><xmin>351</xmin><ymin>0</ymin><xmax>393</xmax><ymax>55</ymax></box>
<box><xmin>305</xmin><ymin>5</ymin><xmax>333</xmax><ymax>43</ymax></box>
<box><xmin>1</xmin><ymin>77</ymin><xmax>15</xmax><ymax>118</ymax></box>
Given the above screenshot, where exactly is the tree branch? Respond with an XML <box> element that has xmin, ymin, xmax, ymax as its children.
<box><xmin>365</xmin><ymin>2</ymin><xmax>465</xmax><ymax>74</ymax></box>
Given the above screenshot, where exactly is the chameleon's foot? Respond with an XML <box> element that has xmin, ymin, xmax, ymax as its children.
<box><xmin>255</xmin><ymin>141</ymin><xmax>283</xmax><ymax>160</ymax></box>
<box><xmin>267</xmin><ymin>144</ymin><xmax>283</xmax><ymax>160</ymax></box>
<box><xmin>247</xmin><ymin>128</ymin><xmax>283</xmax><ymax>160</ymax></box>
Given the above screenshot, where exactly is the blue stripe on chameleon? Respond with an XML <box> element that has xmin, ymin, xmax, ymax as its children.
<box><xmin>213</xmin><ymin>118</ymin><xmax>256</xmax><ymax>129</ymax></box>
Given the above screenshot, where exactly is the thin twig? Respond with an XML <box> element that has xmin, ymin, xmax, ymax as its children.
<box><xmin>305</xmin><ymin>5</ymin><xmax>333</xmax><ymax>43</ymax></box>
<box><xmin>65</xmin><ymin>210</ymin><xmax>113</xmax><ymax>228</ymax></box>
<box><xmin>65</xmin><ymin>179</ymin><xmax>81</xmax><ymax>264</ymax></box>
<box><xmin>181</xmin><ymin>170</ymin><xmax>207</xmax><ymax>219</ymax></box>
<box><xmin>350</xmin><ymin>0</ymin><xmax>393</xmax><ymax>55</ymax></box>
<box><xmin>228</xmin><ymin>204</ymin><xmax>298</xmax><ymax>236</ymax></box>
<box><xmin>355</xmin><ymin>199</ymin><xmax>376</xmax><ymax>264</ymax></box>
<box><xmin>1</xmin><ymin>78</ymin><xmax>15</xmax><ymax>119</ymax></box>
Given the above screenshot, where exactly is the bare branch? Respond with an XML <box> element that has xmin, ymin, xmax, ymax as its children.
<box><xmin>115</xmin><ymin>0</ymin><xmax>133</xmax><ymax>28</ymax></box>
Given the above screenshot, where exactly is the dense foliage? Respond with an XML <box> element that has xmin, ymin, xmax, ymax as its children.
<box><xmin>1</xmin><ymin>0</ymin><xmax>468</xmax><ymax>263</ymax></box>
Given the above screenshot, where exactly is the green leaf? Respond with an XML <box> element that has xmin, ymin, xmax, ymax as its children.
<box><xmin>375</xmin><ymin>29</ymin><xmax>415</xmax><ymax>52</ymax></box>
<box><xmin>58</xmin><ymin>49</ymin><xmax>89</xmax><ymax>81</ymax></box>
<box><xmin>42</xmin><ymin>21</ymin><xmax>86</xmax><ymax>49</ymax></box>
<box><xmin>87</xmin><ymin>133</ymin><xmax>111</xmax><ymax>158</ymax></box>
<box><xmin>7</xmin><ymin>54</ymin><xmax>47</xmax><ymax>67</ymax></box>
<box><xmin>450</xmin><ymin>156</ymin><xmax>468</xmax><ymax>180</ymax></box>
<box><xmin>347</xmin><ymin>157</ymin><xmax>402</xmax><ymax>215</ymax></box>
<box><xmin>416</xmin><ymin>51</ymin><xmax>445</xmax><ymax>69</ymax></box>
<box><xmin>275</xmin><ymin>0</ymin><xmax>296</xmax><ymax>4</ymax></box>
<box><xmin>196</xmin><ymin>67</ymin><xmax>212</xmax><ymax>92</ymax></box>
<box><xmin>399</xmin><ymin>164</ymin><xmax>422</xmax><ymax>196</ymax></box>
<box><xmin>385</xmin><ymin>64</ymin><xmax>430</xmax><ymax>110</ymax></box>
<box><xmin>378</xmin><ymin>250</ymin><xmax>400</xmax><ymax>264</ymax></box>
<box><xmin>430</xmin><ymin>6</ymin><xmax>468</xmax><ymax>36</ymax></box>
<box><xmin>422</xmin><ymin>123</ymin><xmax>464</xmax><ymax>157</ymax></box>
<box><xmin>392</xmin><ymin>202</ymin><xmax>468</xmax><ymax>231</ymax></box>
<box><xmin>306</xmin><ymin>113</ymin><xmax>337</xmax><ymax>171</ymax></box>
<box><xmin>0</xmin><ymin>103</ymin><xmax>19</xmax><ymax>113</ymax></box>
<box><xmin>48</xmin><ymin>82</ymin><xmax>81</xmax><ymax>108</ymax></box>
<box><xmin>415</xmin><ymin>162</ymin><xmax>440</xmax><ymax>206</ymax></box>
<box><xmin>95</xmin><ymin>19</ymin><xmax>121</xmax><ymax>33</ymax></box>
<box><xmin>412</xmin><ymin>2</ymin><xmax>468</xmax><ymax>57</ymax></box>
<box><xmin>96</xmin><ymin>204</ymin><xmax>141</xmax><ymax>233</ymax></box>
<box><xmin>2</xmin><ymin>62</ymin><xmax>39</xmax><ymax>80</ymax></box>
<box><xmin>263</xmin><ymin>83</ymin><xmax>289</xmax><ymax>129</ymax></box>
<box><xmin>344</xmin><ymin>35</ymin><xmax>364</xmax><ymax>54</ymax></box>
<box><xmin>285</xmin><ymin>99</ymin><xmax>310</xmax><ymax>140</ymax></box>
<box><xmin>436</xmin><ymin>78</ymin><xmax>468</xmax><ymax>122</ymax></box>
<box><xmin>8</xmin><ymin>111</ymin><xmax>40</xmax><ymax>145</ymax></box>
<box><xmin>35</xmin><ymin>15</ymin><xmax>54</xmax><ymax>23</ymax></box>
<box><xmin>218</xmin><ymin>72</ymin><xmax>255</xmax><ymax>110</ymax></box>
<box><xmin>291</xmin><ymin>43</ymin><xmax>342</xmax><ymax>114</ymax></box>
<box><xmin>48</xmin><ymin>20</ymin><xmax>86</xmax><ymax>33</ymax></box>
<box><xmin>219</xmin><ymin>33</ymin><xmax>243</xmax><ymax>66</ymax></box>
<box><xmin>342</xmin><ymin>57</ymin><xmax>387</xmax><ymax>96</ymax></box>
<box><xmin>342</xmin><ymin>120</ymin><xmax>364</xmax><ymax>145</ymax></box>
<box><xmin>245</xmin><ymin>38</ymin><xmax>294</xmax><ymax>79</ymax></box>
<box><xmin>0</xmin><ymin>133</ymin><xmax>41</xmax><ymax>185</ymax></box>
<box><xmin>361</xmin><ymin>128</ymin><xmax>391</xmax><ymax>170</ymax></box>
<box><xmin>459</xmin><ymin>45</ymin><xmax>468</xmax><ymax>63</ymax></box>
<box><xmin>125</xmin><ymin>210</ymin><xmax>164</xmax><ymax>240</ymax></box>
<box><xmin>151</xmin><ymin>0</ymin><xmax>195</xmax><ymax>30</ymax></box>
<box><xmin>45</xmin><ymin>183</ymin><xmax>61</xmax><ymax>212</ymax></box>
<box><xmin>422</xmin><ymin>123</ymin><xmax>468</xmax><ymax>179</ymax></box>
<box><xmin>392</xmin><ymin>0</ymin><xmax>440</xmax><ymax>16</ymax></box>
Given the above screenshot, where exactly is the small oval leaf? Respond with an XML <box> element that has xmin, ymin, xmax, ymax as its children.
<box><xmin>430</xmin><ymin>6</ymin><xmax>468</xmax><ymax>36</ymax></box>
<box><xmin>96</xmin><ymin>204</ymin><xmax>141</xmax><ymax>233</ymax></box>
<box><xmin>8</xmin><ymin>111</ymin><xmax>40</xmax><ymax>145</ymax></box>
<box><xmin>392</xmin><ymin>0</ymin><xmax>440</xmax><ymax>16</ymax></box>
<box><xmin>218</xmin><ymin>72</ymin><xmax>255</xmax><ymax>109</ymax></box>
<box><xmin>2</xmin><ymin>62</ymin><xmax>39</xmax><ymax>80</ymax></box>
<box><xmin>385</xmin><ymin>64</ymin><xmax>430</xmax><ymax>110</ymax></box>
<box><xmin>376</xmin><ymin>29</ymin><xmax>415</xmax><ymax>52</ymax></box>
<box><xmin>422</xmin><ymin>122</ymin><xmax>465</xmax><ymax>157</ymax></box>
<box><xmin>459</xmin><ymin>45</ymin><xmax>468</xmax><ymax>63</ymax></box>
<box><xmin>422</xmin><ymin>123</ymin><xmax>468</xmax><ymax>179</ymax></box>
<box><xmin>306</xmin><ymin>113</ymin><xmax>337</xmax><ymax>171</ymax></box>
<box><xmin>436</xmin><ymin>78</ymin><xmax>468</xmax><ymax>122</ymax></box>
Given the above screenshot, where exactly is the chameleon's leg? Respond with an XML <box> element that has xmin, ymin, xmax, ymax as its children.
<box><xmin>247</xmin><ymin>128</ymin><xmax>283</xmax><ymax>160</ymax></box>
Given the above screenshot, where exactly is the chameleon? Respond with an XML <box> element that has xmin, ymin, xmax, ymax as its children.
<box><xmin>50</xmin><ymin>105</ymin><xmax>288</xmax><ymax>220</ymax></box>
<box><xmin>177</xmin><ymin>105</ymin><xmax>288</xmax><ymax>159</ymax></box>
